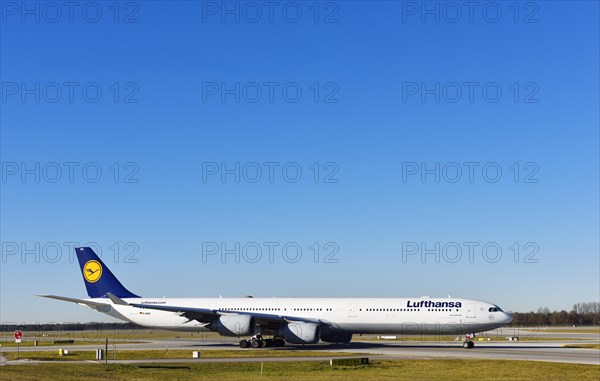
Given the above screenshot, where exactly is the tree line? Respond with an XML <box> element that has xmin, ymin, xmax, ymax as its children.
<box><xmin>509</xmin><ymin>302</ymin><xmax>600</xmax><ymax>326</ymax></box>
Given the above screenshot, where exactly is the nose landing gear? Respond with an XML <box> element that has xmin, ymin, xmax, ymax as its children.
<box><xmin>463</xmin><ymin>334</ymin><xmax>475</xmax><ymax>349</ymax></box>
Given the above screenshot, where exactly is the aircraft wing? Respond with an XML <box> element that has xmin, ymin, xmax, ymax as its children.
<box><xmin>106</xmin><ymin>293</ymin><xmax>221</xmax><ymax>323</ymax></box>
<box><xmin>134</xmin><ymin>302</ymin><xmax>218</xmax><ymax>323</ymax></box>
<box><xmin>106</xmin><ymin>293</ymin><xmax>322</xmax><ymax>327</ymax></box>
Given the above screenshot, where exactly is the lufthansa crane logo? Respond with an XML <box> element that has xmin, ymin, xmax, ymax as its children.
<box><xmin>83</xmin><ymin>260</ymin><xmax>102</xmax><ymax>283</ymax></box>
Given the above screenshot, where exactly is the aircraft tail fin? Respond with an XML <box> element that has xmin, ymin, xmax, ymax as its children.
<box><xmin>75</xmin><ymin>247</ymin><xmax>140</xmax><ymax>299</ymax></box>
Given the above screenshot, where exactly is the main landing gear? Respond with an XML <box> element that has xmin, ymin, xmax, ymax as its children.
<box><xmin>239</xmin><ymin>335</ymin><xmax>286</xmax><ymax>349</ymax></box>
<box><xmin>463</xmin><ymin>334</ymin><xmax>475</xmax><ymax>349</ymax></box>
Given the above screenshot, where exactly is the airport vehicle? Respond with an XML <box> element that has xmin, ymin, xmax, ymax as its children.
<box><xmin>40</xmin><ymin>247</ymin><xmax>512</xmax><ymax>349</ymax></box>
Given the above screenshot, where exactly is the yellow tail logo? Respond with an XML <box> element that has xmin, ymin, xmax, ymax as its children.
<box><xmin>83</xmin><ymin>260</ymin><xmax>102</xmax><ymax>283</ymax></box>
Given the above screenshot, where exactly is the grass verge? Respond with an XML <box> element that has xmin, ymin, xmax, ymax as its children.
<box><xmin>0</xmin><ymin>360</ymin><xmax>598</xmax><ymax>380</ymax></box>
<box><xmin>562</xmin><ymin>344</ymin><xmax>600</xmax><ymax>350</ymax></box>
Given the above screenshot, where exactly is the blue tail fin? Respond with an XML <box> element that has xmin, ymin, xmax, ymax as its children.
<box><xmin>75</xmin><ymin>247</ymin><xmax>140</xmax><ymax>298</ymax></box>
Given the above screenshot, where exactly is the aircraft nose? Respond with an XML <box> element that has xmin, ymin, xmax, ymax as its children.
<box><xmin>505</xmin><ymin>312</ymin><xmax>513</xmax><ymax>323</ymax></box>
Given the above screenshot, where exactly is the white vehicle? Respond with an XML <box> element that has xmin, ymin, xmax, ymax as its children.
<box><xmin>40</xmin><ymin>247</ymin><xmax>512</xmax><ymax>349</ymax></box>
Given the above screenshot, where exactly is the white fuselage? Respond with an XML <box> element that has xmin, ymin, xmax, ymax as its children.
<box><xmin>86</xmin><ymin>296</ymin><xmax>512</xmax><ymax>336</ymax></box>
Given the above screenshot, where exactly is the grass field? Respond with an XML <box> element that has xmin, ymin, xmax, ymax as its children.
<box><xmin>534</xmin><ymin>328</ymin><xmax>600</xmax><ymax>334</ymax></box>
<box><xmin>0</xmin><ymin>340</ymin><xmax>145</xmax><ymax>348</ymax></box>
<box><xmin>354</xmin><ymin>336</ymin><xmax>597</xmax><ymax>342</ymax></box>
<box><xmin>562</xmin><ymin>344</ymin><xmax>600</xmax><ymax>350</ymax></box>
<box><xmin>0</xmin><ymin>330</ymin><xmax>213</xmax><ymax>343</ymax></box>
<box><xmin>0</xmin><ymin>331</ymin><xmax>234</xmax><ymax>348</ymax></box>
<box><xmin>0</xmin><ymin>360</ymin><xmax>598</xmax><ymax>380</ymax></box>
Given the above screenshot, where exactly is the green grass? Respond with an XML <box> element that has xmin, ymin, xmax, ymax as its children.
<box><xmin>3</xmin><ymin>350</ymin><xmax>97</xmax><ymax>361</ymax></box>
<box><xmin>562</xmin><ymin>344</ymin><xmax>600</xmax><ymax>350</ymax></box>
<box><xmin>0</xmin><ymin>330</ymin><xmax>218</xmax><ymax>343</ymax></box>
<box><xmin>353</xmin><ymin>336</ymin><xmax>593</xmax><ymax>342</ymax></box>
<box><xmin>0</xmin><ymin>340</ymin><xmax>143</xmax><ymax>348</ymax></box>
<box><xmin>1</xmin><ymin>349</ymin><xmax>366</xmax><ymax>361</ymax></box>
<box><xmin>535</xmin><ymin>328</ymin><xmax>600</xmax><ymax>334</ymax></box>
<box><xmin>0</xmin><ymin>360</ymin><xmax>598</xmax><ymax>380</ymax></box>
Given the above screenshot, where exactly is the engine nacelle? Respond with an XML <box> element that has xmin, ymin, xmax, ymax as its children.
<box><xmin>320</xmin><ymin>327</ymin><xmax>352</xmax><ymax>343</ymax></box>
<box><xmin>209</xmin><ymin>314</ymin><xmax>255</xmax><ymax>336</ymax></box>
<box><xmin>278</xmin><ymin>322</ymin><xmax>320</xmax><ymax>344</ymax></box>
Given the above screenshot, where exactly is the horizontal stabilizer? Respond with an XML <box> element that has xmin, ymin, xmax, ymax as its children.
<box><xmin>37</xmin><ymin>294</ymin><xmax>111</xmax><ymax>312</ymax></box>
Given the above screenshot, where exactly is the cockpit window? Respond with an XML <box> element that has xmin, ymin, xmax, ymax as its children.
<box><xmin>489</xmin><ymin>306</ymin><xmax>503</xmax><ymax>312</ymax></box>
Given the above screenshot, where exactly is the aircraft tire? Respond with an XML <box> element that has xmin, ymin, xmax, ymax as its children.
<box><xmin>251</xmin><ymin>339</ymin><xmax>263</xmax><ymax>348</ymax></box>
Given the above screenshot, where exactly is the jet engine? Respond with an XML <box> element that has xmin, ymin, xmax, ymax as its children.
<box><xmin>209</xmin><ymin>314</ymin><xmax>255</xmax><ymax>336</ymax></box>
<box><xmin>277</xmin><ymin>322</ymin><xmax>320</xmax><ymax>344</ymax></box>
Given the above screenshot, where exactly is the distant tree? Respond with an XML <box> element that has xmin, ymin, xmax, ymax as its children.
<box><xmin>505</xmin><ymin>302</ymin><xmax>599</xmax><ymax>327</ymax></box>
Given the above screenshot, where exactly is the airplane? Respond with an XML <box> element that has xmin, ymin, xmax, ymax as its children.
<box><xmin>39</xmin><ymin>247</ymin><xmax>512</xmax><ymax>349</ymax></box>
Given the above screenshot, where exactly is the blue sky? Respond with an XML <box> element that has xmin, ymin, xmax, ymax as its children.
<box><xmin>1</xmin><ymin>1</ymin><xmax>598</xmax><ymax>323</ymax></box>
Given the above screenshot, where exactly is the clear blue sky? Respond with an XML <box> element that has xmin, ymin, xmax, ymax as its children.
<box><xmin>1</xmin><ymin>1</ymin><xmax>598</xmax><ymax>323</ymax></box>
